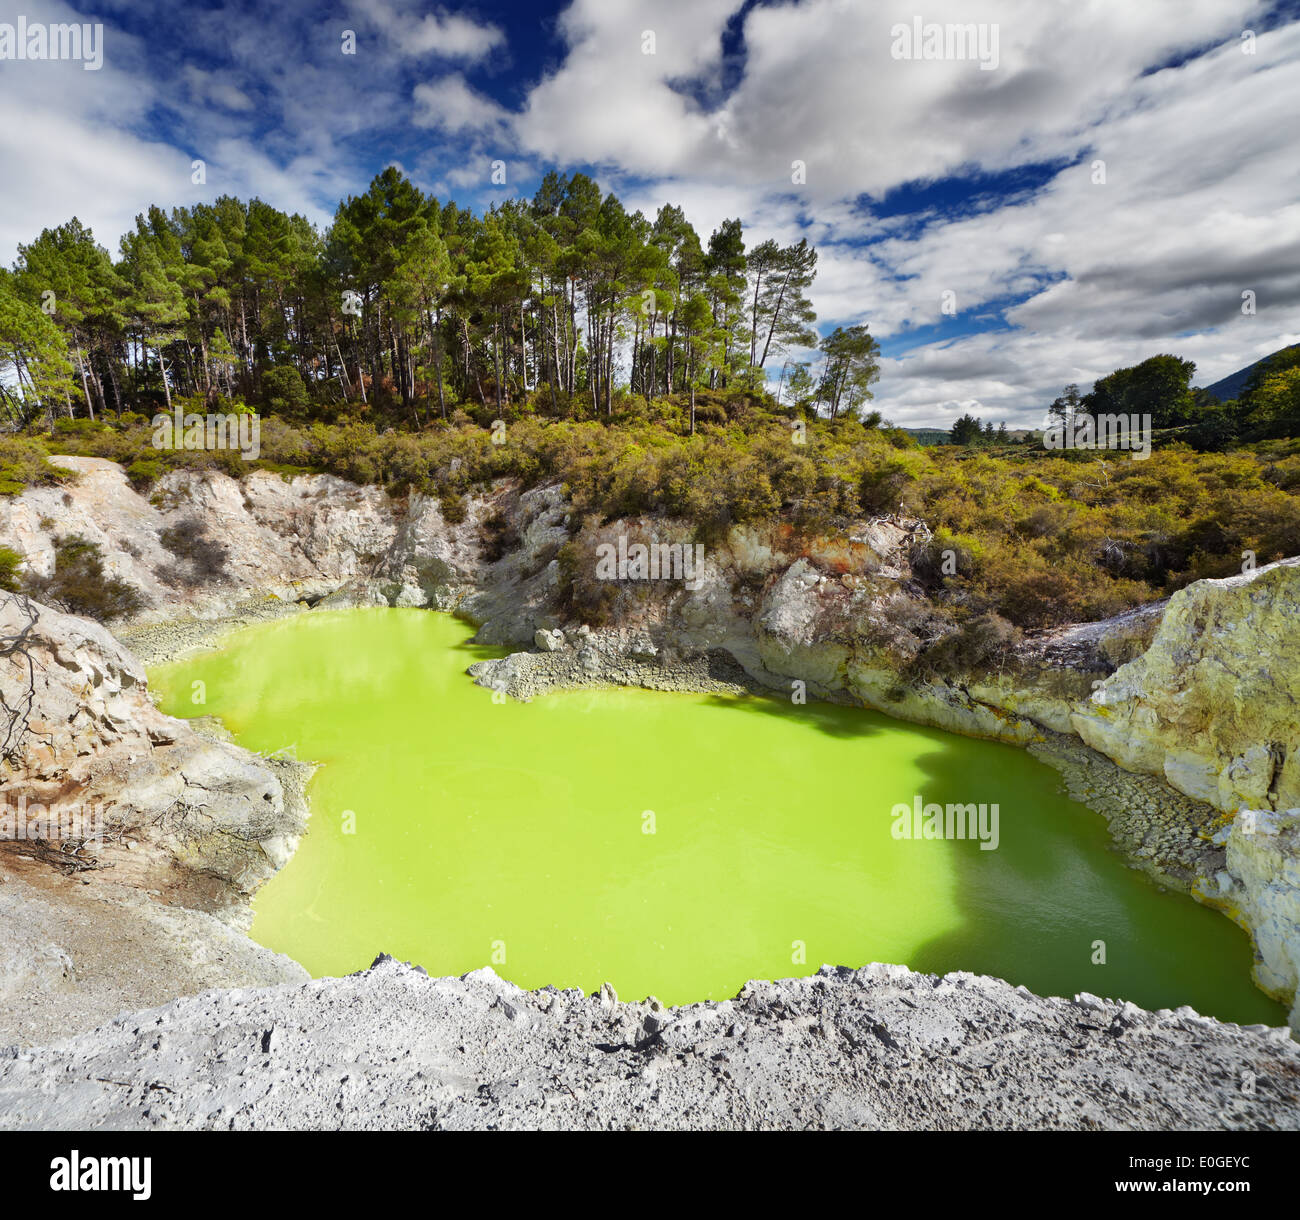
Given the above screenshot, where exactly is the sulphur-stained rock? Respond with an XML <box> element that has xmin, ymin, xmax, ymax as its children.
<box><xmin>457</xmin><ymin>486</ymin><xmax>567</xmax><ymax>645</ymax></box>
<box><xmin>1222</xmin><ymin>809</ymin><xmax>1300</xmax><ymax>1028</ymax></box>
<box><xmin>1064</xmin><ymin>560</ymin><xmax>1300</xmax><ymax>1030</ymax></box>
<box><xmin>757</xmin><ymin>558</ymin><xmax>825</xmax><ymax>642</ymax></box>
<box><xmin>0</xmin><ymin>591</ymin><xmax>312</xmax><ymax>1047</ymax></box>
<box><xmin>753</xmin><ymin>560</ymin><xmax>857</xmax><ymax>694</ymax></box>
<box><xmin>0</xmin><ymin>937</ymin><xmax>75</xmax><ymax>1000</ymax></box>
<box><xmin>1</xmin><ymin>593</ymin><xmax>155</xmax><ymax>769</ymax></box>
<box><xmin>371</xmin><ymin>490</ymin><xmax>484</xmax><ymax>609</ymax></box>
<box><xmin>1072</xmin><ymin>558</ymin><xmax>1300</xmax><ymax>816</ymax></box>
<box><xmin>0</xmin><ymin>457</ymin><xmax>401</xmax><ymax>622</ymax></box>
<box><xmin>0</xmin><ymin>873</ymin><xmax>306</xmax><ymax>1047</ymax></box>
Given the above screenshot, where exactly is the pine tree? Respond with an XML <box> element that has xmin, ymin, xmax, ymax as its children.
<box><xmin>12</xmin><ymin>219</ymin><xmax>124</xmax><ymax>418</ymax></box>
<box><xmin>0</xmin><ymin>273</ymin><xmax>78</xmax><ymax>424</ymax></box>
<box><xmin>120</xmin><ymin>216</ymin><xmax>189</xmax><ymax>410</ymax></box>
<box><xmin>817</xmin><ymin>325</ymin><xmax>880</xmax><ymax>418</ymax></box>
<box><xmin>748</xmin><ymin>238</ymin><xmax>817</xmax><ymax>371</ymax></box>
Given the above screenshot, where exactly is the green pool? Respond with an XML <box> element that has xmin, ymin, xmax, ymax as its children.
<box><xmin>150</xmin><ymin>607</ymin><xmax>1282</xmax><ymax>1023</ymax></box>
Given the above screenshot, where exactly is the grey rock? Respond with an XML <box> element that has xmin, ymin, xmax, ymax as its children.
<box><xmin>0</xmin><ymin>961</ymin><xmax>1295</xmax><ymax>1131</ymax></box>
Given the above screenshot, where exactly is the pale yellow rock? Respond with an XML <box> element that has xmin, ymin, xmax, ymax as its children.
<box><xmin>1072</xmin><ymin>559</ymin><xmax>1300</xmax><ymax>815</ymax></box>
<box><xmin>1224</xmin><ymin>809</ymin><xmax>1300</xmax><ymax>1028</ymax></box>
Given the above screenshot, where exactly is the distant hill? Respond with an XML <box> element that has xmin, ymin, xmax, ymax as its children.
<box><xmin>1200</xmin><ymin>344</ymin><xmax>1300</xmax><ymax>403</ymax></box>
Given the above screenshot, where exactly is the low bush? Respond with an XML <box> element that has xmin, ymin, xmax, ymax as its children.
<box><xmin>0</xmin><ymin>546</ymin><xmax>22</xmax><ymax>592</ymax></box>
<box><xmin>0</xmin><ymin>435</ymin><xmax>65</xmax><ymax>495</ymax></box>
<box><xmin>24</xmin><ymin>535</ymin><xmax>141</xmax><ymax>621</ymax></box>
<box><xmin>556</xmin><ymin>534</ymin><xmax>619</xmax><ymax>626</ymax></box>
<box><xmin>909</xmin><ymin>612</ymin><xmax>1021</xmax><ymax>679</ymax></box>
<box><xmin>126</xmin><ymin>458</ymin><xmax>163</xmax><ymax>488</ymax></box>
<box><xmin>438</xmin><ymin>491</ymin><xmax>468</xmax><ymax>524</ymax></box>
<box><xmin>479</xmin><ymin>508</ymin><xmax>519</xmax><ymax>563</ymax></box>
<box><xmin>18</xmin><ymin>396</ymin><xmax>1300</xmax><ymax>631</ymax></box>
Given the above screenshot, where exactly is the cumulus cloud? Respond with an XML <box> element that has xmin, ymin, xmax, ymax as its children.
<box><xmin>512</xmin><ymin>0</ymin><xmax>1262</xmax><ymax>199</ymax></box>
<box><xmin>347</xmin><ymin>0</ymin><xmax>504</xmax><ymax>62</ymax></box>
<box><xmin>852</xmin><ymin>21</ymin><xmax>1300</xmax><ymax>423</ymax></box>
<box><xmin>414</xmin><ymin>73</ymin><xmax>511</xmax><ymax>136</ymax></box>
<box><xmin>0</xmin><ymin>0</ymin><xmax>184</xmax><ymax>257</ymax></box>
<box><xmin>0</xmin><ymin>0</ymin><xmax>397</xmax><ymax>259</ymax></box>
<box><xmin>510</xmin><ymin>0</ymin><xmax>1296</xmax><ymax>425</ymax></box>
<box><xmin>514</xmin><ymin>0</ymin><xmax>739</xmax><ymax>174</ymax></box>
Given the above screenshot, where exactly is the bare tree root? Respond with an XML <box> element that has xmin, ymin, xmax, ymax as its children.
<box><xmin>0</xmin><ymin>592</ymin><xmax>39</xmax><ymax>765</ymax></box>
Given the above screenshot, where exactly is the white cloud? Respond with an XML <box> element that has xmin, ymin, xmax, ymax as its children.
<box><xmin>510</xmin><ymin>0</ymin><xmax>1297</xmax><ymax>425</ymax></box>
<box><xmin>514</xmin><ymin>0</ymin><xmax>739</xmax><ymax>174</ymax></box>
<box><xmin>855</xmin><ymin>22</ymin><xmax>1300</xmax><ymax>423</ymax></box>
<box><xmin>512</xmin><ymin>0</ymin><xmax>1264</xmax><ymax>199</ymax></box>
<box><xmin>181</xmin><ymin>66</ymin><xmax>255</xmax><ymax>113</ymax></box>
<box><xmin>0</xmin><ymin>0</ymin><xmax>377</xmax><ymax>260</ymax></box>
<box><xmin>0</xmin><ymin>102</ymin><xmax>188</xmax><ymax>260</ymax></box>
<box><xmin>0</xmin><ymin>0</ymin><xmax>181</xmax><ymax>258</ymax></box>
<box><xmin>348</xmin><ymin>0</ymin><xmax>504</xmax><ymax>62</ymax></box>
<box><xmin>414</xmin><ymin>74</ymin><xmax>511</xmax><ymax>136</ymax></box>
<box><xmin>204</xmin><ymin>138</ymin><xmax>350</xmax><ymax>231</ymax></box>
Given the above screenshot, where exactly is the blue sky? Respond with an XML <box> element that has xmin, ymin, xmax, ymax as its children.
<box><xmin>2</xmin><ymin>0</ymin><xmax>1298</xmax><ymax>426</ymax></box>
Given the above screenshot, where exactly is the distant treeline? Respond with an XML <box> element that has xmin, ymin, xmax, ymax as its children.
<box><xmin>947</xmin><ymin>350</ymin><xmax>1300</xmax><ymax>451</ymax></box>
<box><xmin>0</xmin><ymin>168</ymin><xmax>885</xmax><ymax>433</ymax></box>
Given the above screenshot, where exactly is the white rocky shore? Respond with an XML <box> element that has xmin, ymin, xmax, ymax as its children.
<box><xmin>1</xmin><ymin>956</ymin><xmax>1296</xmax><ymax>1131</ymax></box>
<box><xmin>1</xmin><ymin>454</ymin><xmax>1298</xmax><ymax>1129</ymax></box>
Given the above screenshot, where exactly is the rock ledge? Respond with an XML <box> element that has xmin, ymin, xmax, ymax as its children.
<box><xmin>1</xmin><ymin>957</ymin><xmax>1296</xmax><ymax>1131</ymax></box>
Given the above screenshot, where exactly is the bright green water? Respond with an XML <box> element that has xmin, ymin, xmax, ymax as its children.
<box><xmin>150</xmin><ymin>608</ymin><xmax>1281</xmax><ymax>1023</ymax></box>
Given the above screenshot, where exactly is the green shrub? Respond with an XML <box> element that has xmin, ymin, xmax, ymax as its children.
<box><xmin>439</xmin><ymin>491</ymin><xmax>468</xmax><ymax>524</ymax></box>
<box><xmin>24</xmin><ymin>535</ymin><xmax>142</xmax><ymax>622</ymax></box>
<box><xmin>10</xmin><ymin>400</ymin><xmax>1300</xmax><ymax>632</ymax></box>
<box><xmin>859</xmin><ymin>454</ymin><xmax>921</xmax><ymax>515</ymax></box>
<box><xmin>261</xmin><ymin>365</ymin><xmax>309</xmax><ymax>416</ymax></box>
<box><xmin>479</xmin><ymin>508</ymin><xmax>519</xmax><ymax>563</ymax></box>
<box><xmin>53</xmin><ymin>417</ymin><xmax>107</xmax><ymax>435</ymax></box>
<box><xmin>0</xmin><ymin>546</ymin><xmax>22</xmax><ymax>592</ymax></box>
<box><xmin>557</xmin><ymin>535</ymin><xmax>619</xmax><ymax>626</ymax></box>
<box><xmin>0</xmin><ymin>436</ymin><xmax>64</xmax><ymax>494</ymax></box>
<box><xmin>126</xmin><ymin>458</ymin><xmax>163</xmax><ymax>488</ymax></box>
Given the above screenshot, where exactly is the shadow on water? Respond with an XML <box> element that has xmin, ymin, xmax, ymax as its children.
<box><xmin>898</xmin><ymin>734</ymin><xmax>1285</xmax><ymax>1024</ymax></box>
<box><xmin>699</xmin><ymin>690</ymin><xmax>892</xmax><ymax>740</ymax></box>
<box><xmin>709</xmin><ymin>683</ymin><xmax>1282</xmax><ymax>1023</ymax></box>
<box><xmin>447</xmin><ymin>636</ymin><xmax>512</xmax><ymax>663</ymax></box>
